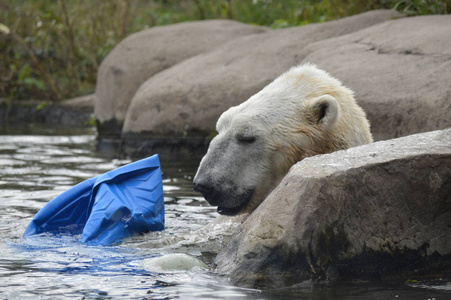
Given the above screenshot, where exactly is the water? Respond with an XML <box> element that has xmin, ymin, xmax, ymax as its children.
<box><xmin>0</xmin><ymin>129</ymin><xmax>450</xmax><ymax>299</ymax></box>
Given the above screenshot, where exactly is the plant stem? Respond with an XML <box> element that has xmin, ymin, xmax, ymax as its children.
<box><xmin>59</xmin><ymin>0</ymin><xmax>81</xmax><ymax>91</ymax></box>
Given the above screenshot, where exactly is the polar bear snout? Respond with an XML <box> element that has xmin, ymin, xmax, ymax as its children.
<box><xmin>193</xmin><ymin>175</ymin><xmax>224</xmax><ymax>207</ymax></box>
<box><xmin>193</xmin><ymin>180</ymin><xmax>214</xmax><ymax>203</ymax></box>
<box><xmin>194</xmin><ymin>174</ymin><xmax>254</xmax><ymax>216</ymax></box>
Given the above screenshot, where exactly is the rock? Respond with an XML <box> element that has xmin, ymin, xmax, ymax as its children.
<box><xmin>299</xmin><ymin>15</ymin><xmax>451</xmax><ymax>141</ymax></box>
<box><xmin>95</xmin><ymin>20</ymin><xmax>269</xmax><ymax>137</ymax></box>
<box><xmin>0</xmin><ymin>94</ymin><xmax>94</xmax><ymax>131</ymax></box>
<box><xmin>213</xmin><ymin>128</ymin><xmax>451</xmax><ymax>288</ymax></box>
<box><xmin>60</xmin><ymin>94</ymin><xmax>95</xmax><ymax>110</ymax></box>
<box><xmin>122</xmin><ymin>10</ymin><xmax>398</xmax><ymax>140</ymax></box>
<box><xmin>46</xmin><ymin>94</ymin><xmax>95</xmax><ymax>127</ymax></box>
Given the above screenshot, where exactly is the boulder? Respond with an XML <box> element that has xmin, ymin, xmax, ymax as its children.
<box><xmin>122</xmin><ymin>10</ymin><xmax>399</xmax><ymax>139</ymax></box>
<box><xmin>95</xmin><ymin>20</ymin><xmax>269</xmax><ymax>137</ymax></box>
<box><xmin>213</xmin><ymin>128</ymin><xmax>451</xmax><ymax>288</ymax></box>
<box><xmin>61</xmin><ymin>94</ymin><xmax>95</xmax><ymax>110</ymax></box>
<box><xmin>0</xmin><ymin>94</ymin><xmax>94</xmax><ymax>131</ymax></box>
<box><xmin>299</xmin><ymin>15</ymin><xmax>451</xmax><ymax>141</ymax></box>
<box><xmin>48</xmin><ymin>94</ymin><xmax>95</xmax><ymax>127</ymax></box>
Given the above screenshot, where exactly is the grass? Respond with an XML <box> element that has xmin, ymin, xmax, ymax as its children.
<box><xmin>0</xmin><ymin>0</ymin><xmax>449</xmax><ymax>102</ymax></box>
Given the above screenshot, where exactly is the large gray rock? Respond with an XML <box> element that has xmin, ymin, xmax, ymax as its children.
<box><xmin>213</xmin><ymin>128</ymin><xmax>451</xmax><ymax>288</ymax></box>
<box><xmin>122</xmin><ymin>10</ymin><xmax>399</xmax><ymax>137</ymax></box>
<box><xmin>95</xmin><ymin>20</ymin><xmax>268</xmax><ymax>137</ymax></box>
<box><xmin>299</xmin><ymin>15</ymin><xmax>451</xmax><ymax>141</ymax></box>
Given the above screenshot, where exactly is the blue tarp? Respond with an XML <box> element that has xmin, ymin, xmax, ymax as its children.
<box><xmin>23</xmin><ymin>154</ymin><xmax>165</xmax><ymax>245</ymax></box>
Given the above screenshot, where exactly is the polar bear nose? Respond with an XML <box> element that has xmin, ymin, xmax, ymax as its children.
<box><xmin>193</xmin><ymin>181</ymin><xmax>214</xmax><ymax>202</ymax></box>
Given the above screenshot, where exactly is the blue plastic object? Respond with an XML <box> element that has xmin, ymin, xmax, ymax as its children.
<box><xmin>23</xmin><ymin>154</ymin><xmax>164</xmax><ymax>245</ymax></box>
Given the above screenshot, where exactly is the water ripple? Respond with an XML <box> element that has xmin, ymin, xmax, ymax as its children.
<box><xmin>1</xmin><ymin>133</ymin><xmax>449</xmax><ymax>300</ymax></box>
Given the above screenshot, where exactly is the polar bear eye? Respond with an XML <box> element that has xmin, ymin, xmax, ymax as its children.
<box><xmin>236</xmin><ymin>134</ymin><xmax>256</xmax><ymax>144</ymax></box>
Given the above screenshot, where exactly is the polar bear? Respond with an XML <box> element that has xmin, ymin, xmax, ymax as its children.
<box><xmin>194</xmin><ymin>64</ymin><xmax>373</xmax><ymax>216</ymax></box>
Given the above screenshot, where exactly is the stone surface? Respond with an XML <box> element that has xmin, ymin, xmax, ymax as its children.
<box><xmin>0</xmin><ymin>95</ymin><xmax>94</xmax><ymax>131</ymax></box>
<box><xmin>299</xmin><ymin>15</ymin><xmax>451</xmax><ymax>141</ymax></box>
<box><xmin>61</xmin><ymin>94</ymin><xmax>95</xmax><ymax>110</ymax></box>
<box><xmin>95</xmin><ymin>20</ymin><xmax>268</xmax><ymax>137</ymax></box>
<box><xmin>122</xmin><ymin>10</ymin><xmax>399</xmax><ymax>138</ymax></box>
<box><xmin>213</xmin><ymin>128</ymin><xmax>451</xmax><ymax>288</ymax></box>
<box><xmin>47</xmin><ymin>94</ymin><xmax>95</xmax><ymax>127</ymax></box>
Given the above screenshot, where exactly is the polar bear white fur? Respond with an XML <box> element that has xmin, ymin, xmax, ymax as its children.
<box><xmin>194</xmin><ymin>64</ymin><xmax>373</xmax><ymax>216</ymax></box>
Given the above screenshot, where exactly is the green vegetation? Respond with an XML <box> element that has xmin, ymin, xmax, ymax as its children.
<box><xmin>0</xmin><ymin>0</ymin><xmax>449</xmax><ymax>102</ymax></box>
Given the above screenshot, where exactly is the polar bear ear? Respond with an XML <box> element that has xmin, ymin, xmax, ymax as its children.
<box><xmin>307</xmin><ymin>94</ymin><xmax>340</xmax><ymax>129</ymax></box>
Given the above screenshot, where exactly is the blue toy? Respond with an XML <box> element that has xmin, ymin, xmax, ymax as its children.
<box><xmin>23</xmin><ymin>154</ymin><xmax>164</xmax><ymax>245</ymax></box>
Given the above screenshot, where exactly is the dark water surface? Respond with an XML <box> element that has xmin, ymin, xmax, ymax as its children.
<box><xmin>0</xmin><ymin>128</ymin><xmax>449</xmax><ymax>299</ymax></box>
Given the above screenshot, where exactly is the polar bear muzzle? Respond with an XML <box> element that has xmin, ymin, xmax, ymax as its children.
<box><xmin>194</xmin><ymin>178</ymin><xmax>254</xmax><ymax>216</ymax></box>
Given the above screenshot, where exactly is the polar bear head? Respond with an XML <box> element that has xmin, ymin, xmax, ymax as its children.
<box><xmin>194</xmin><ymin>64</ymin><xmax>373</xmax><ymax>216</ymax></box>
